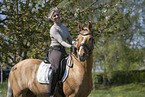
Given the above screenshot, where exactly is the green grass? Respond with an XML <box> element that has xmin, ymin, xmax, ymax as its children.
<box><xmin>1</xmin><ymin>82</ymin><xmax>145</xmax><ymax>97</ymax></box>
<box><xmin>0</xmin><ymin>82</ymin><xmax>7</xmax><ymax>97</ymax></box>
<box><xmin>89</xmin><ymin>83</ymin><xmax>145</xmax><ymax>97</ymax></box>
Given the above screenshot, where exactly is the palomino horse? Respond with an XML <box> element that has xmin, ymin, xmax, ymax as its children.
<box><xmin>7</xmin><ymin>22</ymin><xmax>94</xmax><ymax>97</ymax></box>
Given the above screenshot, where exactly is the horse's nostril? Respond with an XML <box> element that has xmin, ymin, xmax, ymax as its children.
<box><xmin>78</xmin><ymin>53</ymin><xmax>86</xmax><ymax>62</ymax></box>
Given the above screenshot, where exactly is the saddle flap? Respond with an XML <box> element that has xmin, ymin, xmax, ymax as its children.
<box><xmin>61</xmin><ymin>55</ymin><xmax>72</xmax><ymax>82</ymax></box>
<box><xmin>37</xmin><ymin>55</ymin><xmax>72</xmax><ymax>84</ymax></box>
<box><xmin>37</xmin><ymin>62</ymin><xmax>52</xmax><ymax>84</ymax></box>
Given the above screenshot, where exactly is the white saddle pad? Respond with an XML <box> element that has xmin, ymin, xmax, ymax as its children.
<box><xmin>37</xmin><ymin>62</ymin><xmax>52</xmax><ymax>84</ymax></box>
<box><xmin>61</xmin><ymin>55</ymin><xmax>71</xmax><ymax>82</ymax></box>
<box><xmin>37</xmin><ymin>55</ymin><xmax>71</xmax><ymax>84</ymax></box>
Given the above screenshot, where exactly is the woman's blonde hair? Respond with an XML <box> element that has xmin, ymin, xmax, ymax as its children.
<box><xmin>48</xmin><ymin>7</ymin><xmax>59</xmax><ymax>19</ymax></box>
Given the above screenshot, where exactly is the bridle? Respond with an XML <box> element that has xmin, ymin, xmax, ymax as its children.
<box><xmin>77</xmin><ymin>32</ymin><xmax>94</xmax><ymax>56</ymax></box>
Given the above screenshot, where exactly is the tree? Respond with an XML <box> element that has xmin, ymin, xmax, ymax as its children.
<box><xmin>92</xmin><ymin>0</ymin><xmax>145</xmax><ymax>87</ymax></box>
<box><xmin>0</xmin><ymin>0</ymin><xmax>58</xmax><ymax>66</ymax></box>
<box><xmin>0</xmin><ymin>1</ymin><xmax>144</xmax><ymax>88</ymax></box>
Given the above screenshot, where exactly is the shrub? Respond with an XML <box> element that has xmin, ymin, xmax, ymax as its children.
<box><xmin>111</xmin><ymin>70</ymin><xmax>145</xmax><ymax>85</ymax></box>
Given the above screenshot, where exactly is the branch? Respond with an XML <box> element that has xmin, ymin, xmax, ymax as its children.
<box><xmin>79</xmin><ymin>1</ymin><xmax>98</xmax><ymax>13</ymax></box>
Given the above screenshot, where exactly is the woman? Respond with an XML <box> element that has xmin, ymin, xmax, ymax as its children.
<box><xmin>48</xmin><ymin>7</ymin><xmax>75</xmax><ymax>97</ymax></box>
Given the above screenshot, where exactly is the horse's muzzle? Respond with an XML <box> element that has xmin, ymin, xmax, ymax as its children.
<box><xmin>78</xmin><ymin>53</ymin><xmax>86</xmax><ymax>62</ymax></box>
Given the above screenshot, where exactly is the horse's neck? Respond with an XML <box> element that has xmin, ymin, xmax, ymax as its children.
<box><xmin>71</xmin><ymin>54</ymin><xmax>93</xmax><ymax>74</ymax></box>
<box><xmin>63</xmin><ymin>55</ymin><xmax>93</xmax><ymax>95</ymax></box>
<box><xmin>86</xmin><ymin>54</ymin><xmax>93</xmax><ymax>73</ymax></box>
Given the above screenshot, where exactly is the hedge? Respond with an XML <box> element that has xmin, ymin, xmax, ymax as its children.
<box><xmin>111</xmin><ymin>70</ymin><xmax>145</xmax><ymax>85</ymax></box>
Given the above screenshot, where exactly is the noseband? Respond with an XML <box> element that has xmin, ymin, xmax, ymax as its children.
<box><xmin>78</xmin><ymin>33</ymin><xmax>94</xmax><ymax>56</ymax></box>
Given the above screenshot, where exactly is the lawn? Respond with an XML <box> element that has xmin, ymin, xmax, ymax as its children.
<box><xmin>89</xmin><ymin>83</ymin><xmax>145</xmax><ymax>97</ymax></box>
<box><xmin>1</xmin><ymin>82</ymin><xmax>145</xmax><ymax>97</ymax></box>
<box><xmin>0</xmin><ymin>82</ymin><xmax>7</xmax><ymax>97</ymax></box>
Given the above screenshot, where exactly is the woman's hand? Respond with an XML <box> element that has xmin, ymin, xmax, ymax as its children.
<box><xmin>71</xmin><ymin>46</ymin><xmax>77</xmax><ymax>54</ymax></box>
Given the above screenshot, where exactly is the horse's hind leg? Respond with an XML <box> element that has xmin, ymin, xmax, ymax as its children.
<box><xmin>19</xmin><ymin>89</ymin><xmax>36</xmax><ymax>97</ymax></box>
<box><xmin>25</xmin><ymin>89</ymin><xmax>36</xmax><ymax>97</ymax></box>
<box><xmin>14</xmin><ymin>89</ymin><xmax>36</xmax><ymax>97</ymax></box>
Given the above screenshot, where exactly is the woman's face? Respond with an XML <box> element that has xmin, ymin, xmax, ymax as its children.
<box><xmin>51</xmin><ymin>11</ymin><xmax>61</xmax><ymax>23</ymax></box>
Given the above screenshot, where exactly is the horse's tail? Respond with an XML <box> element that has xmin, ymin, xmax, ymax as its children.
<box><xmin>7</xmin><ymin>74</ymin><xmax>13</xmax><ymax>97</ymax></box>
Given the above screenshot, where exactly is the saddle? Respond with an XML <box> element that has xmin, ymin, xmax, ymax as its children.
<box><xmin>38</xmin><ymin>55</ymin><xmax>72</xmax><ymax>96</ymax></box>
<box><xmin>43</xmin><ymin>55</ymin><xmax>67</xmax><ymax>81</ymax></box>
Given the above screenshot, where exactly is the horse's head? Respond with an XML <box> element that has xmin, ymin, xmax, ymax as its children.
<box><xmin>75</xmin><ymin>22</ymin><xmax>95</xmax><ymax>62</ymax></box>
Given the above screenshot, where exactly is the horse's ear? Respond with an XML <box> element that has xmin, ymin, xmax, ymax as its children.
<box><xmin>78</xmin><ymin>23</ymin><xmax>83</xmax><ymax>31</ymax></box>
<box><xmin>87</xmin><ymin>22</ymin><xmax>92</xmax><ymax>31</ymax></box>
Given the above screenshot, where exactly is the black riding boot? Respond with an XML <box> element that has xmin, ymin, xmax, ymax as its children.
<box><xmin>49</xmin><ymin>70</ymin><xmax>58</xmax><ymax>97</ymax></box>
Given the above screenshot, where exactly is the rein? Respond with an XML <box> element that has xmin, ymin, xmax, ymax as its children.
<box><xmin>71</xmin><ymin>53</ymin><xmax>85</xmax><ymax>67</ymax></box>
